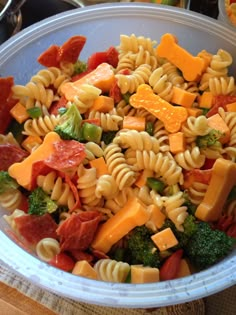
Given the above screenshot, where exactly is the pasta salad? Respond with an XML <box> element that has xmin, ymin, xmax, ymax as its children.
<box><xmin>0</xmin><ymin>33</ymin><xmax>236</xmax><ymax>283</ymax></box>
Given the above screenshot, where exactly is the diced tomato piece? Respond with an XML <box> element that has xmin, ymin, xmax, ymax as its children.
<box><xmin>49</xmin><ymin>253</ymin><xmax>75</xmax><ymax>272</ymax></box>
<box><xmin>87</xmin><ymin>51</ymin><xmax>108</xmax><ymax>71</ymax></box>
<box><xmin>160</xmin><ymin>249</ymin><xmax>183</xmax><ymax>281</ymax></box>
<box><xmin>207</xmin><ymin>95</ymin><xmax>236</xmax><ymax>117</ymax></box>
<box><xmin>201</xmin><ymin>158</ymin><xmax>216</xmax><ymax>170</ymax></box>
<box><xmin>58</xmin><ymin>35</ymin><xmax>86</xmax><ymax>64</ymax></box>
<box><xmin>106</xmin><ymin>46</ymin><xmax>119</xmax><ymax>68</ymax></box>
<box><xmin>214</xmin><ymin>215</ymin><xmax>234</xmax><ymax>232</ymax></box>
<box><xmin>37</xmin><ymin>45</ymin><xmax>60</xmax><ymax>67</ymax></box>
<box><xmin>18</xmin><ymin>195</ymin><xmax>29</xmax><ymax>213</ymax></box>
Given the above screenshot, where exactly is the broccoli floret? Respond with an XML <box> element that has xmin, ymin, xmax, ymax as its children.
<box><xmin>184</xmin><ymin>222</ymin><xmax>235</xmax><ymax>270</ymax></box>
<box><xmin>160</xmin><ymin>215</ymin><xmax>197</xmax><ymax>249</ymax></box>
<box><xmin>101</xmin><ymin>131</ymin><xmax>117</xmax><ymax>144</ymax></box>
<box><xmin>28</xmin><ymin>187</ymin><xmax>58</xmax><ymax>216</ymax></box>
<box><xmin>0</xmin><ymin>171</ymin><xmax>19</xmax><ymax>194</ymax></box>
<box><xmin>196</xmin><ymin>129</ymin><xmax>222</xmax><ymax>148</ymax></box>
<box><xmin>127</xmin><ymin>225</ymin><xmax>161</xmax><ymax>268</ymax></box>
<box><xmin>73</xmin><ymin>60</ymin><xmax>87</xmax><ymax>75</ymax></box>
<box><xmin>54</xmin><ymin>103</ymin><xmax>82</xmax><ymax>140</ymax></box>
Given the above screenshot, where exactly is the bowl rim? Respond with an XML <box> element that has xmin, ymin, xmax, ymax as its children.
<box><xmin>0</xmin><ymin>2</ymin><xmax>236</xmax><ymax>308</ymax></box>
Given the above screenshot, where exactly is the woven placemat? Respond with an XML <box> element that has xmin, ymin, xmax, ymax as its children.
<box><xmin>0</xmin><ymin>264</ymin><xmax>235</xmax><ymax>315</ymax></box>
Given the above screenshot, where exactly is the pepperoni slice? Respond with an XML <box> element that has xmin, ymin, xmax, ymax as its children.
<box><xmin>57</xmin><ymin>210</ymin><xmax>102</xmax><ymax>251</ymax></box>
<box><xmin>58</xmin><ymin>35</ymin><xmax>87</xmax><ymax>64</ymax></box>
<box><xmin>37</xmin><ymin>45</ymin><xmax>60</xmax><ymax>68</ymax></box>
<box><xmin>0</xmin><ymin>77</ymin><xmax>17</xmax><ymax>134</ymax></box>
<box><xmin>14</xmin><ymin>213</ymin><xmax>58</xmax><ymax>245</ymax></box>
<box><xmin>44</xmin><ymin>140</ymin><xmax>86</xmax><ymax>172</ymax></box>
<box><xmin>0</xmin><ymin>144</ymin><xmax>29</xmax><ymax>171</ymax></box>
<box><xmin>207</xmin><ymin>95</ymin><xmax>236</xmax><ymax>117</ymax></box>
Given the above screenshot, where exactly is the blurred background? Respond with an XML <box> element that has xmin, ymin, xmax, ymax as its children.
<box><xmin>0</xmin><ymin>0</ymin><xmax>219</xmax><ymax>44</ymax></box>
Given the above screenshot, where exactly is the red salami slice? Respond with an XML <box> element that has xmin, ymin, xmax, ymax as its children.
<box><xmin>0</xmin><ymin>76</ymin><xmax>18</xmax><ymax>134</ymax></box>
<box><xmin>44</xmin><ymin>140</ymin><xmax>86</xmax><ymax>171</ymax></box>
<box><xmin>14</xmin><ymin>213</ymin><xmax>58</xmax><ymax>245</ymax></box>
<box><xmin>57</xmin><ymin>211</ymin><xmax>102</xmax><ymax>252</ymax></box>
<box><xmin>37</xmin><ymin>45</ymin><xmax>60</xmax><ymax>68</ymax></box>
<box><xmin>58</xmin><ymin>35</ymin><xmax>87</xmax><ymax>64</ymax></box>
<box><xmin>0</xmin><ymin>144</ymin><xmax>29</xmax><ymax>171</ymax></box>
<box><xmin>69</xmin><ymin>250</ymin><xmax>93</xmax><ymax>263</ymax></box>
<box><xmin>207</xmin><ymin>95</ymin><xmax>236</xmax><ymax>117</ymax></box>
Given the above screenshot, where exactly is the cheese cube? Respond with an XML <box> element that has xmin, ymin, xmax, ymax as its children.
<box><xmin>151</xmin><ymin>228</ymin><xmax>178</xmax><ymax>251</ymax></box>
<box><xmin>131</xmin><ymin>265</ymin><xmax>160</xmax><ymax>284</ymax></box>
<box><xmin>72</xmin><ymin>260</ymin><xmax>98</xmax><ymax>280</ymax></box>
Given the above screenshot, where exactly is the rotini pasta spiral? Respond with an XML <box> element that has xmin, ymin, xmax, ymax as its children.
<box><xmin>116</xmin><ymin>99</ymin><xmax>137</xmax><ymax>117</ymax></box>
<box><xmin>30</xmin><ymin>67</ymin><xmax>70</xmax><ymax>94</ymax></box>
<box><xmin>12</xmin><ymin>81</ymin><xmax>55</xmax><ymax>109</ymax></box>
<box><xmin>115</xmin><ymin>64</ymin><xmax>152</xmax><ymax>94</ymax></box>
<box><xmin>118</xmin><ymin>33</ymin><xmax>157</xmax><ymax>55</ymax></box>
<box><xmin>77</xmin><ymin>164</ymin><xmax>102</xmax><ymax>207</ymax></box>
<box><xmin>149</xmin><ymin>67</ymin><xmax>173</xmax><ymax>102</ymax></box>
<box><xmin>114</xmin><ymin>130</ymin><xmax>160</xmax><ymax>153</ymax></box>
<box><xmin>161</xmin><ymin>62</ymin><xmax>184</xmax><ymax>86</ymax></box>
<box><xmin>181</xmin><ymin>116</ymin><xmax>210</xmax><ymax>143</ymax></box>
<box><xmin>3</xmin><ymin>209</ymin><xmax>26</xmax><ymax>230</ymax></box>
<box><xmin>187</xmin><ymin>182</ymin><xmax>209</xmax><ymax>205</ymax></box>
<box><xmin>133</xmin><ymin>150</ymin><xmax>183</xmax><ymax>185</ymax></box>
<box><xmin>37</xmin><ymin>171</ymin><xmax>75</xmax><ymax>210</ymax></box>
<box><xmin>95</xmin><ymin>174</ymin><xmax>119</xmax><ymax>199</ymax></box>
<box><xmin>163</xmin><ymin>192</ymin><xmax>188</xmax><ymax>231</ymax></box>
<box><xmin>22</xmin><ymin>114</ymin><xmax>60</xmax><ymax>137</ymax></box>
<box><xmin>0</xmin><ymin>189</ymin><xmax>23</xmax><ymax>212</ymax></box>
<box><xmin>68</xmin><ymin>83</ymin><xmax>101</xmax><ymax>114</ymax></box>
<box><xmin>105</xmin><ymin>187</ymin><xmax>134</xmax><ymax>214</ymax></box>
<box><xmin>174</xmin><ymin>146</ymin><xmax>206</xmax><ymax>170</ymax></box>
<box><xmin>83</xmin><ymin>142</ymin><xmax>104</xmax><ymax>164</ymax></box>
<box><xmin>88</xmin><ymin>110</ymin><xmax>122</xmax><ymax>131</ymax></box>
<box><xmin>116</xmin><ymin>52</ymin><xmax>136</xmax><ymax>73</ymax></box>
<box><xmin>104</xmin><ymin>143</ymin><xmax>136</xmax><ymax>190</ymax></box>
<box><xmin>36</xmin><ymin>238</ymin><xmax>60</xmax><ymax>262</ymax></box>
<box><xmin>94</xmin><ymin>258</ymin><xmax>130</xmax><ymax>283</ymax></box>
<box><xmin>153</xmin><ymin>120</ymin><xmax>170</xmax><ymax>152</ymax></box>
<box><xmin>209</xmin><ymin>76</ymin><xmax>235</xmax><ymax>96</ymax></box>
<box><xmin>129</xmin><ymin>45</ymin><xmax>159</xmax><ymax>70</ymax></box>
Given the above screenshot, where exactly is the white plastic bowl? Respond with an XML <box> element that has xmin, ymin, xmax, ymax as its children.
<box><xmin>218</xmin><ymin>0</ymin><xmax>236</xmax><ymax>28</ymax></box>
<box><xmin>0</xmin><ymin>3</ymin><xmax>236</xmax><ymax>308</ymax></box>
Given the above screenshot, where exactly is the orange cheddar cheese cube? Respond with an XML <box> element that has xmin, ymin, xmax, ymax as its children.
<box><xmin>187</xmin><ymin>107</ymin><xmax>203</xmax><ymax>117</ymax></box>
<box><xmin>90</xmin><ymin>95</ymin><xmax>114</xmax><ymax>113</ymax></box>
<box><xmin>147</xmin><ymin>204</ymin><xmax>166</xmax><ymax>229</ymax></box>
<box><xmin>226</xmin><ymin>102</ymin><xmax>236</xmax><ymax>112</ymax></box>
<box><xmin>122</xmin><ymin>116</ymin><xmax>146</xmax><ymax>131</ymax></box>
<box><xmin>135</xmin><ymin>169</ymin><xmax>153</xmax><ymax>188</ymax></box>
<box><xmin>199</xmin><ymin>92</ymin><xmax>214</xmax><ymax>109</ymax></box>
<box><xmin>207</xmin><ymin>113</ymin><xmax>230</xmax><ymax>144</ymax></box>
<box><xmin>131</xmin><ymin>265</ymin><xmax>160</xmax><ymax>284</ymax></box>
<box><xmin>8</xmin><ymin>132</ymin><xmax>60</xmax><ymax>190</ymax></box>
<box><xmin>176</xmin><ymin>259</ymin><xmax>191</xmax><ymax>279</ymax></box>
<box><xmin>92</xmin><ymin>197</ymin><xmax>149</xmax><ymax>253</ymax></box>
<box><xmin>89</xmin><ymin>157</ymin><xmax>109</xmax><ymax>178</ymax></box>
<box><xmin>21</xmin><ymin>135</ymin><xmax>43</xmax><ymax>153</ymax></box>
<box><xmin>151</xmin><ymin>228</ymin><xmax>178</xmax><ymax>251</ymax></box>
<box><xmin>72</xmin><ymin>260</ymin><xmax>98</xmax><ymax>280</ymax></box>
<box><xmin>169</xmin><ymin>132</ymin><xmax>186</xmax><ymax>154</ymax></box>
<box><xmin>10</xmin><ymin>102</ymin><xmax>29</xmax><ymax>124</ymax></box>
<box><xmin>171</xmin><ymin>86</ymin><xmax>197</xmax><ymax>108</ymax></box>
<box><xmin>195</xmin><ymin>158</ymin><xmax>236</xmax><ymax>222</ymax></box>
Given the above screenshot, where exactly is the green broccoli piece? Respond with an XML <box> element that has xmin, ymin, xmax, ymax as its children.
<box><xmin>196</xmin><ymin>129</ymin><xmax>222</xmax><ymax>148</ymax></box>
<box><xmin>0</xmin><ymin>171</ymin><xmax>19</xmax><ymax>194</ymax></box>
<box><xmin>184</xmin><ymin>222</ymin><xmax>235</xmax><ymax>270</ymax></box>
<box><xmin>101</xmin><ymin>131</ymin><xmax>117</xmax><ymax>145</ymax></box>
<box><xmin>160</xmin><ymin>215</ymin><xmax>197</xmax><ymax>249</ymax></box>
<box><xmin>28</xmin><ymin>187</ymin><xmax>58</xmax><ymax>216</ymax></box>
<box><xmin>73</xmin><ymin>60</ymin><xmax>87</xmax><ymax>75</ymax></box>
<box><xmin>54</xmin><ymin>103</ymin><xmax>82</xmax><ymax>140</ymax></box>
<box><xmin>127</xmin><ymin>225</ymin><xmax>161</xmax><ymax>268</ymax></box>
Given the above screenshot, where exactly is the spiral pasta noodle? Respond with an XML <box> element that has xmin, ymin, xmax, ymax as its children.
<box><xmin>118</xmin><ymin>33</ymin><xmax>157</xmax><ymax>55</ymax></box>
<box><xmin>181</xmin><ymin>116</ymin><xmax>210</xmax><ymax>144</ymax></box>
<box><xmin>22</xmin><ymin>114</ymin><xmax>60</xmax><ymax>137</ymax></box>
<box><xmin>174</xmin><ymin>146</ymin><xmax>206</xmax><ymax>170</ymax></box>
<box><xmin>83</xmin><ymin>142</ymin><xmax>104</xmax><ymax>164</ymax></box>
<box><xmin>115</xmin><ymin>64</ymin><xmax>152</xmax><ymax>94</ymax></box>
<box><xmin>163</xmin><ymin>192</ymin><xmax>188</xmax><ymax>231</ymax></box>
<box><xmin>105</xmin><ymin>187</ymin><xmax>134</xmax><ymax>214</ymax></box>
<box><xmin>187</xmin><ymin>182</ymin><xmax>209</xmax><ymax>205</ymax></box>
<box><xmin>0</xmin><ymin>189</ymin><xmax>23</xmax><ymax>212</ymax></box>
<box><xmin>149</xmin><ymin>67</ymin><xmax>173</xmax><ymax>102</ymax></box>
<box><xmin>133</xmin><ymin>150</ymin><xmax>183</xmax><ymax>185</ymax></box>
<box><xmin>37</xmin><ymin>171</ymin><xmax>75</xmax><ymax>210</ymax></box>
<box><xmin>95</xmin><ymin>175</ymin><xmax>119</xmax><ymax>199</ymax></box>
<box><xmin>104</xmin><ymin>143</ymin><xmax>136</xmax><ymax>190</ymax></box>
<box><xmin>88</xmin><ymin>111</ymin><xmax>122</xmax><ymax>131</ymax></box>
<box><xmin>77</xmin><ymin>164</ymin><xmax>102</xmax><ymax>207</ymax></box>
<box><xmin>209</xmin><ymin>76</ymin><xmax>235</xmax><ymax>96</ymax></box>
<box><xmin>113</xmin><ymin>130</ymin><xmax>160</xmax><ymax>153</ymax></box>
<box><xmin>36</xmin><ymin>238</ymin><xmax>60</xmax><ymax>261</ymax></box>
<box><xmin>94</xmin><ymin>259</ymin><xmax>130</xmax><ymax>283</ymax></box>
<box><xmin>153</xmin><ymin>120</ymin><xmax>170</xmax><ymax>152</ymax></box>
<box><xmin>3</xmin><ymin>209</ymin><xmax>26</xmax><ymax>230</ymax></box>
